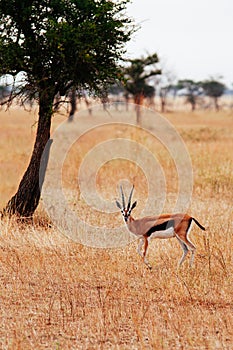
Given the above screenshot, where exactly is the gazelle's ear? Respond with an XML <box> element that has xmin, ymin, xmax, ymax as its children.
<box><xmin>130</xmin><ymin>201</ymin><xmax>137</xmax><ymax>211</ymax></box>
<box><xmin>116</xmin><ymin>200</ymin><xmax>122</xmax><ymax>209</ymax></box>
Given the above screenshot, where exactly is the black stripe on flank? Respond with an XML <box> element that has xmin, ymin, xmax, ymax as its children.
<box><xmin>146</xmin><ymin>220</ymin><xmax>174</xmax><ymax>237</ymax></box>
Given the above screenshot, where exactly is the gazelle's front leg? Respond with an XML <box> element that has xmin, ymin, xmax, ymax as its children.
<box><xmin>137</xmin><ymin>237</ymin><xmax>144</xmax><ymax>257</ymax></box>
<box><xmin>142</xmin><ymin>236</ymin><xmax>152</xmax><ymax>270</ymax></box>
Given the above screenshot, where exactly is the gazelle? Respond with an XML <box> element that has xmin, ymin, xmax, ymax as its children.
<box><xmin>116</xmin><ymin>186</ymin><xmax>205</xmax><ymax>269</ymax></box>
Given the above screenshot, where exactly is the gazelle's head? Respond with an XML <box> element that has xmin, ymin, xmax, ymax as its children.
<box><xmin>116</xmin><ymin>185</ymin><xmax>137</xmax><ymax>222</ymax></box>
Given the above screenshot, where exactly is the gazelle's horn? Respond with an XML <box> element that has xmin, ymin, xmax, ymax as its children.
<box><xmin>127</xmin><ymin>185</ymin><xmax>134</xmax><ymax>210</ymax></box>
<box><xmin>120</xmin><ymin>185</ymin><xmax>126</xmax><ymax>208</ymax></box>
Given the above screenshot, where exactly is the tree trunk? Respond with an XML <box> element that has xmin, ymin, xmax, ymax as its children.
<box><xmin>83</xmin><ymin>94</ymin><xmax>92</xmax><ymax>116</ymax></box>
<box><xmin>161</xmin><ymin>100</ymin><xmax>165</xmax><ymax>113</ymax></box>
<box><xmin>161</xmin><ymin>96</ymin><xmax>166</xmax><ymax>113</ymax></box>
<box><xmin>124</xmin><ymin>93</ymin><xmax>129</xmax><ymax>112</ymax></box>
<box><xmin>214</xmin><ymin>97</ymin><xmax>219</xmax><ymax>111</ymax></box>
<box><xmin>135</xmin><ymin>93</ymin><xmax>143</xmax><ymax>125</ymax></box>
<box><xmin>160</xmin><ymin>90</ymin><xmax>166</xmax><ymax>113</ymax></box>
<box><xmin>68</xmin><ymin>88</ymin><xmax>77</xmax><ymax>122</ymax></box>
<box><xmin>191</xmin><ymin>101</ymin><xmax>196</xmax><ymax>111</ymax></box>
<box><xmin>3</xmin><ymin>92</ymin><xmax>54</xmax><ymax>217</ymax></box>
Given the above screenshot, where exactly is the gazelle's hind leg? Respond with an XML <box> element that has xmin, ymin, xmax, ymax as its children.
<box><xmin>176</xmin><ymin>220</ymin><xmax>196</xmax><ymax>267</ymax></box>
<box><xmin>177</xmin><ymin>238</ymin><xmax>189</xmax><ymax>266</ymax></box>
<box><xmin>178</xmin><ymin>234</ymin><xmax>196</xmax><ymax>267</ymax></box>
<box><xmin>189</xmin><ymin>245</ymin><xmax>196</xmax><ymax>267</ymax></box>
<box><xmin>183</xmin><ymin>236</ymin><xmax>196</xmax><ymax>267</ymax></box>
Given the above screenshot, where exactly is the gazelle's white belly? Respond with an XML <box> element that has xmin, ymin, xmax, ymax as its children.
<box><xmin>149</xmin><ymin>227</ymin><xmax>175</xmax><ymax>239</ymax></box>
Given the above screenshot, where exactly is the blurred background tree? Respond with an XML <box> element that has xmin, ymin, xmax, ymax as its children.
<box><xmin>201</xmin><ymin>79</ymin><xmax>225</xmax><ymax>111</ymax></box>
<box><xmin>123</xmin><ymin>53</ymin><xmax>161</xmax><ymax>123</ymax></box>
<box><xmin>176</xmin><ymin>80</ymin><xmax>203</xmax><ymax>112</ymax></box>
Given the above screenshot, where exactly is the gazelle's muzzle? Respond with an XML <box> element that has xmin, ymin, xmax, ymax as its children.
<box><xmin>123</xmin><ymin>209</ymin><xmax>129</xmax><ymax>222</ymax></box>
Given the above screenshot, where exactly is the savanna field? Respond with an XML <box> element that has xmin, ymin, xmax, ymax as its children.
<box><xmin>0</xmin><ymin>104</ymin><xmax>232</xmax><ymax>349</ymax></box>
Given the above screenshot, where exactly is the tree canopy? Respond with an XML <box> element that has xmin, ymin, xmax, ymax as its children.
<box><xmin>0</xmin><ymin>0</ymin><xmax>133</xmax><ymax>102</ymax></box>
<box><xmin>201</xmin><ymin>79</ymin><xmax>225</xmax><ymax>111</ymax></box>
<box><xmin>124</xmin><ymin>53</ymin><xmax>161</xmax><ymax>99</ymax></box>
<box><xmin>0</xmin><ymin>0</ymin><xmax>134</xmax><ymax>217</ymax></box>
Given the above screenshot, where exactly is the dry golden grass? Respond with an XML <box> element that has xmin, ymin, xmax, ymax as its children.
<box><xmin>0</xmin><ymin>106</ymin><xmax>233</xmax><ymax>349</ymax></box>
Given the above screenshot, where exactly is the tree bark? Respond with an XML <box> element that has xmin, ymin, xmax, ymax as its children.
<box><xmin>191</xmin><ymin>101</ymin><xmax>196</xmax><ymax>111</ymax></box>
<box><xmin>68</xmin><ymin>88</ymin><xmax>77</xmax><ymax>122</ymax></box>
<box><xmin>214</xmin><ymin>97</ymin><xmax>219</xmax><ymax>111</ymax></box>
<box><xmin>135</xmin><ymin>93</ymin><xmax>143</xmax><ymax>125</ymax></box>
<box><xmin>160</xmin><ymin>89</ymin><xmax>166</xmax><ymax>113</ymax></box>
<box><xmin>3</xmin><ymin>92</ymin><xmax>54</xmax><ymax>217</ymax></box>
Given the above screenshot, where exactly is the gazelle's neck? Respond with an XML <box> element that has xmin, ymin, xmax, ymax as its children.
<box><xmin>127</xmin><ymin>215</ymin><xmax>134</xmax><ymax>223</ymax></box>
<box><xmin>125</xmin><ymin>215</ymin><xmax>140</xmax><ymax>236</ymax></box>
<box><xmin>125</xmin><ymin>215</ymin><xmax>135</xmax><ymax>228</ymax></box>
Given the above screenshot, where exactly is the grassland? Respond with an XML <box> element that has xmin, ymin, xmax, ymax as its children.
<box><xmin>0</xmin><ymin>105</ymin><xmax>232</xmax><ymax>349</ymax></box>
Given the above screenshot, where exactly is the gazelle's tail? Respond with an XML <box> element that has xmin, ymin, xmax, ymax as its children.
<box><xmin>192</xmin><ymin>218</ymin><xmax>206</xmax><ymax>231</ymax></box>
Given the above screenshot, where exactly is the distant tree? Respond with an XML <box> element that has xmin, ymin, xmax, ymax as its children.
<box><xmin>108</xmin><ymin>82</ymin><xmax>125</xmax><ymax>96</ymax></box>
<box><xmin>124</xmin><ymin>53</ymin><xmax>161</xmax><ymax>123</ymax></box>
<box><xmin>143</xmin><ymin>84</ymin><xmax>156</xmax><ymax>108</ymax></box>
<box><xmin>158</xmin><ymin>85</ymin><xmax>174</xmax><ymax>112</ymax></box>
<box><xmin>0</xmin><ymin>0</ymin><xmax>133</xmax><ymax>217</ymax></box>
<box><xmin>176</xmin><ymin>80</ymin><xmax>202</xmax><ymax>111</ymax></box>
<box><xmin>107</xmin><ymin>82</ymin><xmax>126</xmax><ymax>110</ymax></box>
<box><xmin>66</xmin><ymin>88</ymin><xmax>92</xmax><ymax>121</ymax></box>
<box><xmin>201</xmin><ymin>79</ymin><xmax>225</xmax><ymax>111</ymax></box>
<box><xmin>153</xmin><ymin>68</ymin><xmax>177</xmax><ymax>113</ymax></box>
<box><xmin>68</xmin><ymin>88</ymin><xmax>78</xmax><ymax>122</ymax></box>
